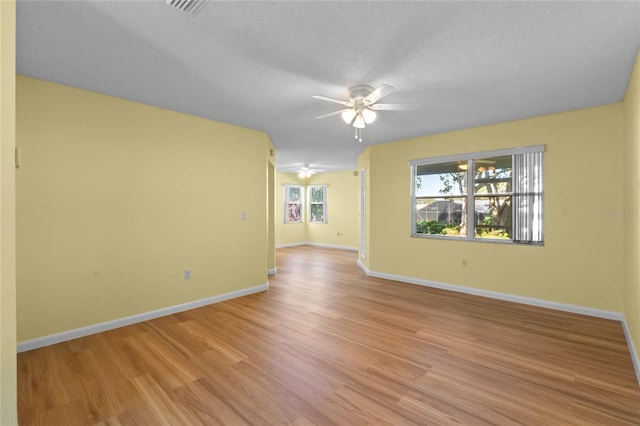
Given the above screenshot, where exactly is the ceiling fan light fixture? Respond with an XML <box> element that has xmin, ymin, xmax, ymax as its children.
<box><xmin>341</xmin><ymin>109</ymin><xmax>357</xmax><ymax>124</ymax></box>
<box><xmin>312</xmin><ymin>83</ymin><xmax>402</xmax><ymax>143</ymax></box>
<box><xmin>298</xmin><ymin>164</ymin><xmax>314</xmax><ymax>179</ymax></box>
<box><xmin>362</xmin><ymin>108</ymin><xmax>377</xmax><ymax>124</ymax></box>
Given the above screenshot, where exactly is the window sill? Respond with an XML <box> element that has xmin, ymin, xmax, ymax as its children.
<box><xmin>411</xmin><ymin>233</ymin><xmax>543</xmax><ymax>246</ymax></box>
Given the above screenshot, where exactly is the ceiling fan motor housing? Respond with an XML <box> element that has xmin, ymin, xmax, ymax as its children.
<box><xmin>349</xmin><ymin>85</ymin><xmax>375</xmax><ymax>102</ymax></box>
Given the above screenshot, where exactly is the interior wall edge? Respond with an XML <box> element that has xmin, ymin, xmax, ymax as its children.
<box><xmin>622</xmin><ymin>319</ymin><xmax>640</xmax><ymax>386</ymax></box>
<box><xmin>357</xmin><ymin>259</ymin><xmax>370</xmax><ymax>275</ymax></box>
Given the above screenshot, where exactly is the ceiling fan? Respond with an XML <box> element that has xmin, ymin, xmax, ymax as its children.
<box><xmin>313</xmin><ymin>84</ymin><xmax>409</xmax><ymax>142</ymax></box>
<box><xmin>297</xmin><ymin>164</ymin><xmax>322</xmax><ymax>179</ymax></box>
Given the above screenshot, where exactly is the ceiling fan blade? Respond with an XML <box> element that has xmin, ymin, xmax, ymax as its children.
<box><xmin>364</xmin><ymin>84</ymin><xmax>394</xmax><ymax>104</ymax></box>
<box><xmin>315</xmin><ymin>109</ymin><xmax>351</xmax><ymax>119</ymax></box>
<box><xmin>369</xmin><ymin>103</ymin><xmax>414</xmax><ymax>111</ymax></box>
<box><xmin>312</xmin><ymin>95</ymin><xmax>352</xmax><ymax>106</ymax></box>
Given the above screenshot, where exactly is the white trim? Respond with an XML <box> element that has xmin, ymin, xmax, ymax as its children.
<box><xmin>357</xmin><ymin>259</ymin><xmax>370</xmax><ymax>275</ymax></box>
<box><xmin>367</xmin><ymin>268</ymin><xmax>639</xmax><ymax>386</ymax></box>
<box><xmin>276</xmin><ymin>242</ymin><xmax>307</xmax><ymax>249</ymax></box>
<box><xmin>17</xmin><ymin>283</ymin><xmax>269</xmax><ymax>353</ymax></box>
<box><xmin>276</xmin><ymin>242</ymin><xmax>358</xmax><ymax>251</ymax></box>
<box><xmin>360</xmin><ymin>167</ymin><xmax>366</xmax><ymax>259</ymax></box>
<box><xmin>622</xmin><ymin>318</ymin><xmax>640</xmax><ymax>385</ymax></box>
<box><xmin>306</xmin><ymin>242</ymin><xmax>357</xmax><ymax>251</ymax></box>
<box><xmin>283</xmin><ymin>184</ymin><xmax>304</xmax><ymax>224</ymax></box>
<box><xmin>308</xmin><ymin>184</ymin><xmax>328</xmax><ymax>224</ymax></box>
<box><xmin>408</xmin><ymin>144</ymin><xmax>545</xmax><ymax>166</ymax></box>
<box><xmin>367</xmin><ymin>269</ymin><xmax>623</xmax><ymax>321</ymax></box>
<box><xmin>268</xmin><ymin>268</ymin><xmax>277</xmax><ymax>275</ymax></box>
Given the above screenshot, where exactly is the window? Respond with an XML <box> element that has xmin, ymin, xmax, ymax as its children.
<box><xmin>284</xmin><ymin>185</ymin><xmax>303</xmax><ymax>223</ymax></box>
<box><xmin>308</xmin><ymin>185</ymin><xmax>327</xmax><ymax>223</ymax></box>
<box><xmin>410</xmin><ymin>145</ymin><xmax>544</xmax><ymax>244</ymax></box>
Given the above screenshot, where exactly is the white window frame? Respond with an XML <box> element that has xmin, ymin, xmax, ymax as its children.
<box><xmin>284</xmin><ymin>184</ymin><xmax>304</xmax><ymax>224</ymax></box>
<box><xmin>308</xmin><ymin>184</ymin><xmax>328</xmax><ymax>224</ymax></box>
<box><xmin>409</xmin><ymin>145</ymin><xmax>544</xmax><ymax>245</ymax></box>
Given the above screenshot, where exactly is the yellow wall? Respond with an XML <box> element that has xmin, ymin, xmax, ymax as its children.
<box><xmin>360</xmin><ymin>103</ymin><xmax>625</xmax><ymax>312</ymax></box>
<box><xmin>0</xmin><ymin>2</ymin><xmax>17</xmax><ymax>424</ymax></box>
<box><xmin>275</xmin><ymin>171</ymin><xmax>359</xmax><ymax>249</ymax></box>
<box><xmin>306</xmin><ymin>171</ymin><xmax>359</xmax><ymax>249</ymax></box>
<box><xmin>16</xmin><ymin>76</ymin><xmax>273</xmax><ymax>342</ymax></box>
<box><xmin>624</xmin><ymin>50</ymin><xmax>640</xmax><ymax>363</ymax></box>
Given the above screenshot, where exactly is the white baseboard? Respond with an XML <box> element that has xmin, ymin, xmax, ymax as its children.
<box><xmin>276</xmin><ymin>242</ymin><xmax>358</xmax><ymax>251</ymax></box>
<box><xmin>275</xmin><ymin>242</ymin><xmax>307</xmax><ymax>249</ymax></box>
<box><xmin>366</xmin><ymin>269</ymin><xmax>623</xmax><ymax>321</ymax></box>
<box><xmin>17</xmin><ymin>283</ymin><xmax>269</xmax><ymax>353</ymax></box>
<box><xmin>622</xmin><ymin>318</ymin><xmax>640</xmax><ymax>385</ymax></box>
<box><xmin>305</xmin><ymin>242</ymin><xmax>358</xmax><ymax>251</ymax></box>
<box><xmin>357</xmin><ymin>259</ymin><xmax>370</xmax><ymax>275</ymax></box>
<box><xmin>364</xmin><ymin>268</ymin><xmax>639</xmax><ymax>385</ymax></box>
<box><xmin>268</xmin><ymin>268</ymin><xmax>277</xmax><ymax>275</ymax></box>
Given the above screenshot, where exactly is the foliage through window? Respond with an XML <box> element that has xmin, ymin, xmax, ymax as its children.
<box><xmin>411</xmin><ymin>146</ymin><xmax>544</xmax><ymax>244</ymax></box>
<box><xmin>309</xmin><ymin>185</ymin><xmax>327</xmax><ymax>223</ymax></box>
<box><xmin>284</xmin><ymin>185</ymin><xmax>303</xmax><ymax>223</ymax></box>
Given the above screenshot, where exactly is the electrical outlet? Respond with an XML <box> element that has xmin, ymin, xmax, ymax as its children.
<box><xmin>185</xmin><ymin>269</ymin><xmax>192</xmax><ymax>279</ymax></box>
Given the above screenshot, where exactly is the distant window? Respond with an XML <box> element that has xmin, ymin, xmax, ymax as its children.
<box><xmin>309</xmin><ymin>185</ymin><xmax>327</xmax><ymax>223</ymax></box>
<box><xmin>410</xmin><ymin>145</ymin><xmax>544</xmax><ymax>244</ymax></box>
<box><xmin>284</xmin><ymin>185</ymin><xmax>303</xmax><ymax>223</ymax></box>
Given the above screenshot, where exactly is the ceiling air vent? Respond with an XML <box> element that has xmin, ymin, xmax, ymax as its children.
<box><xmin>165</xmin><ymin>0</ymin><xmax>208</xmax><ymax>17</ymax></box>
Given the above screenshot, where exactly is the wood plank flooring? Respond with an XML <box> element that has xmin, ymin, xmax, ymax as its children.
<box><xmin>18</xmin><ymin>246</ymin><xmax>640</xmax><ymax>425</ymax></box>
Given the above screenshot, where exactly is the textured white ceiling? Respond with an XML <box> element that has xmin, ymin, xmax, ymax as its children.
<box><xmin>16</xmin><ymin>0</ymin><xmax>640</xmax><ymax>172</ymax></box>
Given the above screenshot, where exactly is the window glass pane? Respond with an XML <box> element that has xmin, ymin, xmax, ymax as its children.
<box><xmin>287</xmin><ymin>201</ymin><xmax>301</xmax><ymax>222</ymax></box>
<box><xmin>285</xmin><ymin>185</ymin><xmax>303</xmax><ymax>223</ymax></box>
<box><xmin>310</xmin><ymin>204</ymin><xmax>324</xmax><ymax>222</ymax></box>
<box><xmin>310</xmin><ymin>186</ymin><xmax>324</xmax><ymax>203</ymax></box>
<box><xmin>308</xmin><ymin>185</ymin><xmax>327</xmax><ymax>223</ymax></box>
<box><xmin>474</xmin><ymin>156</ymin><xmax>512</xmax><ymax>194</ymax></box>
<box><xmin>416</xmin><ymin>162</ymin><xmax>467</xmax><ymax>196</ymax></box>
<box><xmin>474</xmin><ymin>196</ymin><xmax>512</xmax><ymax>239</ymax></box>
<box><xmin>412</xmin><ymin>147</ymin><xmax>542</xmax><ymax>243</ymax></box>
<box><xmin>415</xmin><ymin>197</ymin><xmax>465</xmax><ymax>236</ymax></box>
<box><xmin>288</xmin><ymin>186</ymin><xmax>301</xmax><ymax>202</ymax></box>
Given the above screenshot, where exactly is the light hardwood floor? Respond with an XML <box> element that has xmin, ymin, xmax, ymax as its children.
<box><xmin>18</xmin><ymin>246</ymin><xmax>640</xmax><ymax>425</ymax></box>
